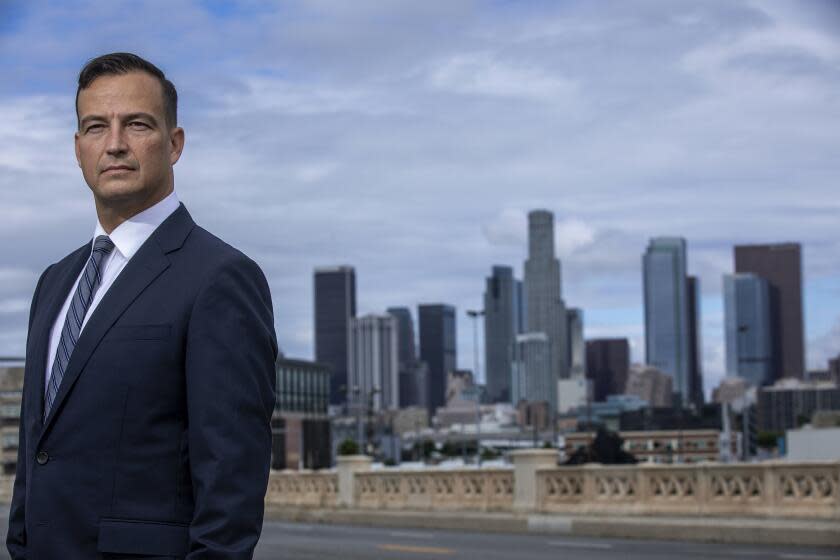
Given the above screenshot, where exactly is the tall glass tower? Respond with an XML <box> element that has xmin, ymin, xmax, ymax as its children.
<box><xmin>724</xmin><ymin>273</ymin><xmax>773</xmax><ymax>387</ymax></box>
<box><xmin>314</xmin><ymin>266</ymin><xmax>356</xmax><ymax>406</ymax></box>
<box><xmin>643</xmin><ymin>237</ymin><xmax>690</xmax><ymax>405</ymax></box>
<box><xmin>523</xmin><ymin>210</ymin><xmax>568</xmax><ymax>385</ymax></box>
<box><xmin>483</xmin><ymin>266</ymin><xmax>522</xmax><ymax>403</ymax></box>
<box><xmin>418</xmin><ymin>304</ymin><xmax>457</xmax><ymax>416</ymax></box>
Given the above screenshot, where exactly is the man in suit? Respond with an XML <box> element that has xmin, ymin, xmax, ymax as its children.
<box><xmin>7</xmin><ymin>52</ymin><xmax>278</xmax><ymax>559</ymax></box>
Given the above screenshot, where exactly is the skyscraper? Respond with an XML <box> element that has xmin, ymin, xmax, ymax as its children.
<box><xmin>314</xmin><ymin>266</ymin><xmax>356</xmax><ymax>406</ymax></box>
<box><xmin>512</xmin><ymin>333</ymin><xmax>553</xmax><ymax>409</ymax></box>
<box><xmin>348</xmin><ymin>314</ymin><xmax>399</xmax><ymax>412</ymax></box>
<box><xmin>734</xmin><ymin>243</ymin><xmax>805</xmax><ymax>380</ymax></box>
<box><xmin>418</xmin><ymin>304</ymin><xmax>457</xmax><ymax>416</ymax></box>
<box><xmin>643</xmin><ymin>237</ymin><xmax>690</xmax><ymax>405</ymax></box>
<box><xmin>723</xmin><ymin>273</ymin><xmax>773</xmax><ymax>387</ymax></box>
<box><xmin>586</xmin><ymin>338</ymin><xmax>630</xmax><ymax>402</ymax></box>
<box><xmin>524</xmin><ymin>210</ymin><xmax>568</xmax><ymax>384</ymax></box>
<box><xmin>567</xmin><ymin>308</ymin><xmax>585</xmax><ymax>379</ymax></box>
<box><xmin>386</xmin><ymin>307</ymin><xmax>416</xmax><ymax>367</ymax></box>
<box><xmin>387</xmin><ymin>306</ymin><xmax>428</xmax><ymax>409</ymax></box>
<box><xmin>483</xmin><ymin>266</ymin><xmax>521</xmax><ymax>403</ymax></box>
<box><xmin>686</xmin><ymin>276</ymin><xmax>704</xmax><ymax>407</ymax></box>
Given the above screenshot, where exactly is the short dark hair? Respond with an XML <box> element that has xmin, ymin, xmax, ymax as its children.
<box><xmin>76</xmin><ymin>52</ymin><xmax>178</xmax><ymax>128</ymax></box>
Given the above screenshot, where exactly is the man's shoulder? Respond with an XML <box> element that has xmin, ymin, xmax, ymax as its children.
<box><xmin>180</xmin><ymin>224</ymin><xmax>262</xmax><ymax>275</ymax></box>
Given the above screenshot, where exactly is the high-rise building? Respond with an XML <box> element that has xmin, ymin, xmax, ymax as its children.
<box><xmin>386</xmin><ymin>307</ymin><xmax>416</xmax><ymax>366</ymax></box>
<box><xmin>512</xmin><ymin>333</ymin><xmax>554</xmax><ymax>410</ymax></box>
<box><xmin>314</xmin><ymin>266</ymin><xmax>356</xmax><ymax>406</ymax></box>
<box><xmin>686</xmin><ymin>276</ymin><xmax>704</xmax><ymax>407</ymax></box>
<box><xmin>524</xmin><ymin>210</ymin><xmax>568</xmax><ymax>383</ymax></box>
<box><xmin>483</xmin><ymin>266</ymin><xmax>522</xmax><ymax>403</ymax></box>
<box><xmin>272</xmin><ymin>356</ymin><xmax>331</xmax><ymax>470</ymax></box>
<box><xmin>830</xmin><ymin>355</ymin><xmax>840</xmax><ymax>386</ymax></box>
<box><xmin>418</xmin><ymin>304</ymin><xmax>457</xmax><ymax>416</ymax></box>
<box><xmin>723</xmin><ymin>273</ymin><xmax>773</xmax><ymax>387</ymax></box>
<box><xmin>398</xmin><ymin>361</ymin><xmax>429</xmax><ymax>409</ymax></box>
<box><xmin>757</xmin><ymin>379</ymin><xmax>840</xmax><ymax>432</ymax></box>
<box><xmin>348</xmin><ymin>314</ymin><xmax>399</xmax><ymax>413</ymax></box>
<box><xmin>643</xmin><ymin>237</ymin><xmax>690</xmax><ymax>405</ymax></box>
<box><xmin>567</xmin><ymin>308</ymin><xmax>585</xmax><ymax>379</ymax></box>
<box><xmin>586</xmin><ymin>338</ymin><xmax>630</xmax><ymax>402</ymax></box>
<box><xmin>734</xmin><ymin>243</ymin><xmax>805</xmax><ymax>380</ymax></box>
<box><xmin>625</xmin><ymin>364</ymin><xmax>674</xmax><ymax>408</ymax></box>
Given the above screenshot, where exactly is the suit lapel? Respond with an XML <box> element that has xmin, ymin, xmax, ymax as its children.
<box><xmin>27</xmin><ymin>244</ymin><xmax>90</xmax><ymax>425</ymax></box>
<box><xmin>39</xmin><ymin>203</ymin><xmax>195</xmax><ymax>436</ymax></box>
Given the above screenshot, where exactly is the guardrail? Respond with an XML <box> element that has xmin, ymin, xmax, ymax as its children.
<box><xmin>265</xmin><ymin>450</ymin><xmax>840</xmax><ymax>520</ymax></box>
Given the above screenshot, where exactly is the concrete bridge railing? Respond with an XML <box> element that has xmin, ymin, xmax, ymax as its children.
<box><xmin>264</xmin><ymin>450</ymin><xmax>840</xmax><ymax>520</ymax></box>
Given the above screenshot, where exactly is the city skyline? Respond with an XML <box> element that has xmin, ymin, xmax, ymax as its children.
<box><xmin>2</xmin><ymin>2</ymin><xmax>840</xmax><ymax>401</ymax></box>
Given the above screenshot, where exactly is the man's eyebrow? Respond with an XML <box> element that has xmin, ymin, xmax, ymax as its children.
<box><xmin>78</xmin><ymin>112</ymin><xmax>159</xmax><ymax>126</ymax></box>
<box><xmin>123</xmin><ymin>112</ymin><xmax>158</xmax><ymax>124</ymax></box>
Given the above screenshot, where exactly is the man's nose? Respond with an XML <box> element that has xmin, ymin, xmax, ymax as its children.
<box><xmin>105</xmin><ymin>124</ymin><xmax>128</xmax><ymax>155</ymax></box>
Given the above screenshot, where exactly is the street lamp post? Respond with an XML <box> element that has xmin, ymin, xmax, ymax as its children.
<box><xmin>466</xmin><ymin>309</ymin><xmax>485</xmax><ymax>467</ymax></box>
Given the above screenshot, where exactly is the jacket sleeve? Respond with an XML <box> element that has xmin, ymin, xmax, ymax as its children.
<box><xmin>184</xmin><ymin>254</ymin><xmax>277</xmax><ymax>559</ymax></box>
<box><xmin>7</xmin><ymin>265</ymin><xmax>52</xmax><ymax>559</ymax></box>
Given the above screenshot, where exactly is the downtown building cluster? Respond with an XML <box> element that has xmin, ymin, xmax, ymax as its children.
<box><xmin>307</xmin><ymin>210</ymin><xmax>840</xmax><ymax>464</ymax></box>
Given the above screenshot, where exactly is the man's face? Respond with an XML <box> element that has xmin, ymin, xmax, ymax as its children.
<box><xmin>75</xmin><ymin>71</ymin><xmax>184</xmax><ymax>209</ymax></box>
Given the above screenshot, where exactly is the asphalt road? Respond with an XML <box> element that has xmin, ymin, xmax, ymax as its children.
<box><xmin>251</xmin><ymin>521</ymin><xmax>840</xmax><ymax>560</ymax></box>
<box><xmin>0</xmin><ymin>515</ymin><xmax>838</xmax><ymax>559</ymax></box>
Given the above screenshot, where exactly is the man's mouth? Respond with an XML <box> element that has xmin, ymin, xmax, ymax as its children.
<box><xmin>102</xmin><ymin>165</ymin><xmax>135</xmax><ymax>173</ymax></box>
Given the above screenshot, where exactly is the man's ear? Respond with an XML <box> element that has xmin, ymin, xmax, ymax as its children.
<box><xmin>74</xmin><ymin>131</ymin><xmax>82</xmax><ymax>168</ymax></box>
<box><xmin>169</xmin><ymin>127</ymin><xmax>185</xmax><ymax>165</ymax></box>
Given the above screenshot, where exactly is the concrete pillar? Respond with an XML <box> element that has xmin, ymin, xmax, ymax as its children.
<box><xmin>336</xmin><ymin>455</ymin><xmax>372</xmax><ymax>507</ymax></box>
<box><xmin>510</xmin><ymin>449</ymin><xmax>558</xmax><ymax>512</ymax></box>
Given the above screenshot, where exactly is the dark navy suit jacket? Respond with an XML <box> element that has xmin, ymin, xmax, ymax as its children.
<box><xmin>7</xmin><ymin>204</ymin><xmax>278</xmax><ymax>559</ymax></box>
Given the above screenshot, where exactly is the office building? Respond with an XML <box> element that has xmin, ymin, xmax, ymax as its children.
<box><xmin>398</xmin><ymin>361</ymin><xmax>429</xmax><ymax>409</ymax></box>
<box><xmin>567</xmin><ymin>308</ymin><xmax>585</xmax><ymax>379</ymax></box>
<box><xmin>723</xmin><ymin>273</ymin><xmax>773</xmax><ymax>387</ymax></box>
<box><xmin>386</xmin><ymin>307</ymin><xmax>416</xmax><ymax>366</ymax></box>
<box><xmin>830</xmin><ymin>355</ymin><xmax>840</xmax><ymax>385</ymax></box>
<box><xmin>272</xmin><ymin>356</ymin><xmax>331</xmax><ymax>470</ymax></box>
<box><xmin>757</xmin><ymin>379</ymin><xmax>840</xmax><ymax>432</ymax></box>
<box><xmin>512</xmin><ymin>332</ymin><xmax>555</xmax><ymax>410</ymax></box>
<box><xmin>686</xmin><ymin>276</ymin><xmax>704</xmax><ymax>407</ymax></box>
<box><xmin>348</xmin><ymin>314</ymin><xmax>400</xmax><ymax>413</ymax></box>
<box><xmin>734</xmin><ymin>243</ymin><xmax>805</xmax><ymax>380</ymax></box>
<box><xmin>557</xmin><ymin>376</ymin><xmax>591</xmax><ymax>414</ymax></box>
<box><xmin>387</xmin><ymin>307</ymin><xmax>429</xmax><ymax>408</ymax></box>
<box><xmin>586</xmin><ymin>338</ymin><xmax>630</xmax><ymax>402</ymax></box>
<box><xmin>314</xmin><ymin>266</ymin><xmax>356</xmax><ymax>406</ymax></box>
<box><xmin>643</xmin><ymin>237</ymin><xmax>690</xmax><ymax>405</ymax></box>
<box><xmin>524</xmin><ymin>209</ymin><xmax>568</xmax><ymax>385</ymax></box>
<box><xmin>625</xmin><ymin>364</ymin><xmax>673</xmax><ymax>408</ymax></box>
<box><xmin>0</xmin><ymin>358</ymin><xmax>24</xmax><ymax>475</ymax></box>
<box><xmin>418</xmin><ymin>304</ymin><xmax>457</xmax><ymax>416</ymax></box>
<box><xmin>483</xmin><ymin>266</ymin><xmax>522</xmax><ymax>403</ymax></box>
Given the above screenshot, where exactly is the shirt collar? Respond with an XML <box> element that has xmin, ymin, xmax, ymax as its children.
<box><xmin>92</xmin><ymin>190</ymin><xmax>181</xmax><ymax>260</ymax></box>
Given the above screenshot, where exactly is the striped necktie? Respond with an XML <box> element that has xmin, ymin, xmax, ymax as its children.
<box><xmin>44</xmin><ymin>235</ymin><xmax>115</xmax><ymax>421</ymax></box>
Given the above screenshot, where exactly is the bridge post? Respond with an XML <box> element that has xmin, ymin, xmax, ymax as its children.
<box><xmin>336</xmin><ymin>455</ymin><xmax>372</xmax><ymax>507</ymax></box>
<box><xmin>510</xmin><ymin>449</ymin><xmax>558</xmax><ymax>512</ymax></box>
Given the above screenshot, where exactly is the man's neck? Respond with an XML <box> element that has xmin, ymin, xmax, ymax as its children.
<box><xmin>94</xmin><ymin>187</ymin><xmax>174</xmax><ymax>234</ymax></box>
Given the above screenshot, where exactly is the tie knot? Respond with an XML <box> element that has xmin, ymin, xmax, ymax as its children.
<box><xmin>93</xmin><ymin>235</ymin><xmax>115</xmax><ymax>255</ymax></box>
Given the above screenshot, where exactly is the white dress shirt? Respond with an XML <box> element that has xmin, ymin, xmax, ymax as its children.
<box><xmin>45</xmin><ymin>191</ymin><xmax>181</xmax><ymax>387</ymax></box>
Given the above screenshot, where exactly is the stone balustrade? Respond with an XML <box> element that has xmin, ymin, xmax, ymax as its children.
<box><xmin>354</xmin><ymin>468</ymin><xmax>514</xmax><ymax>512</ymax></box>
<box><xmin>536</xmin><ymin>461</ymin><xmax>840</xmax><ymax>519</ymax></box>
<box><xmin>263</xmin><ymin>451</ymin><xmax>840</xmax><ymax>521</ymax></box>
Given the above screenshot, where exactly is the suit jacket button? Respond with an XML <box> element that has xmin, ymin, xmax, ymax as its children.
<box><xmin>36</xmin><ymin>451</ymin><xmax>49</xmax><ymax>465</ymax></box>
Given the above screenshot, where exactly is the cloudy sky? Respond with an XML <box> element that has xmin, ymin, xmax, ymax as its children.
<box><xmin>2</xmin><ymin>0</ymin><xmax>839</xmax><ymax>397</ymax></box>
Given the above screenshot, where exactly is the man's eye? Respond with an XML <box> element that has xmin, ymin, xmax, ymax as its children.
<box><xmin>128</xmin><ymin>121</ymin><xmax>149</xmax><ymax>129</ymax></box>
<box><xmin>86</xmin><ymin>124</ymin><xmax>105</xmax><ymax>133</ymax></box>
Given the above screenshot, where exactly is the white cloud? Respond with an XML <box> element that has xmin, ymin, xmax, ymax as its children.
<box><xmin>428</xmin><ymin>51</ymin><xmax>578</xmax><ymax>101</ymax></box>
